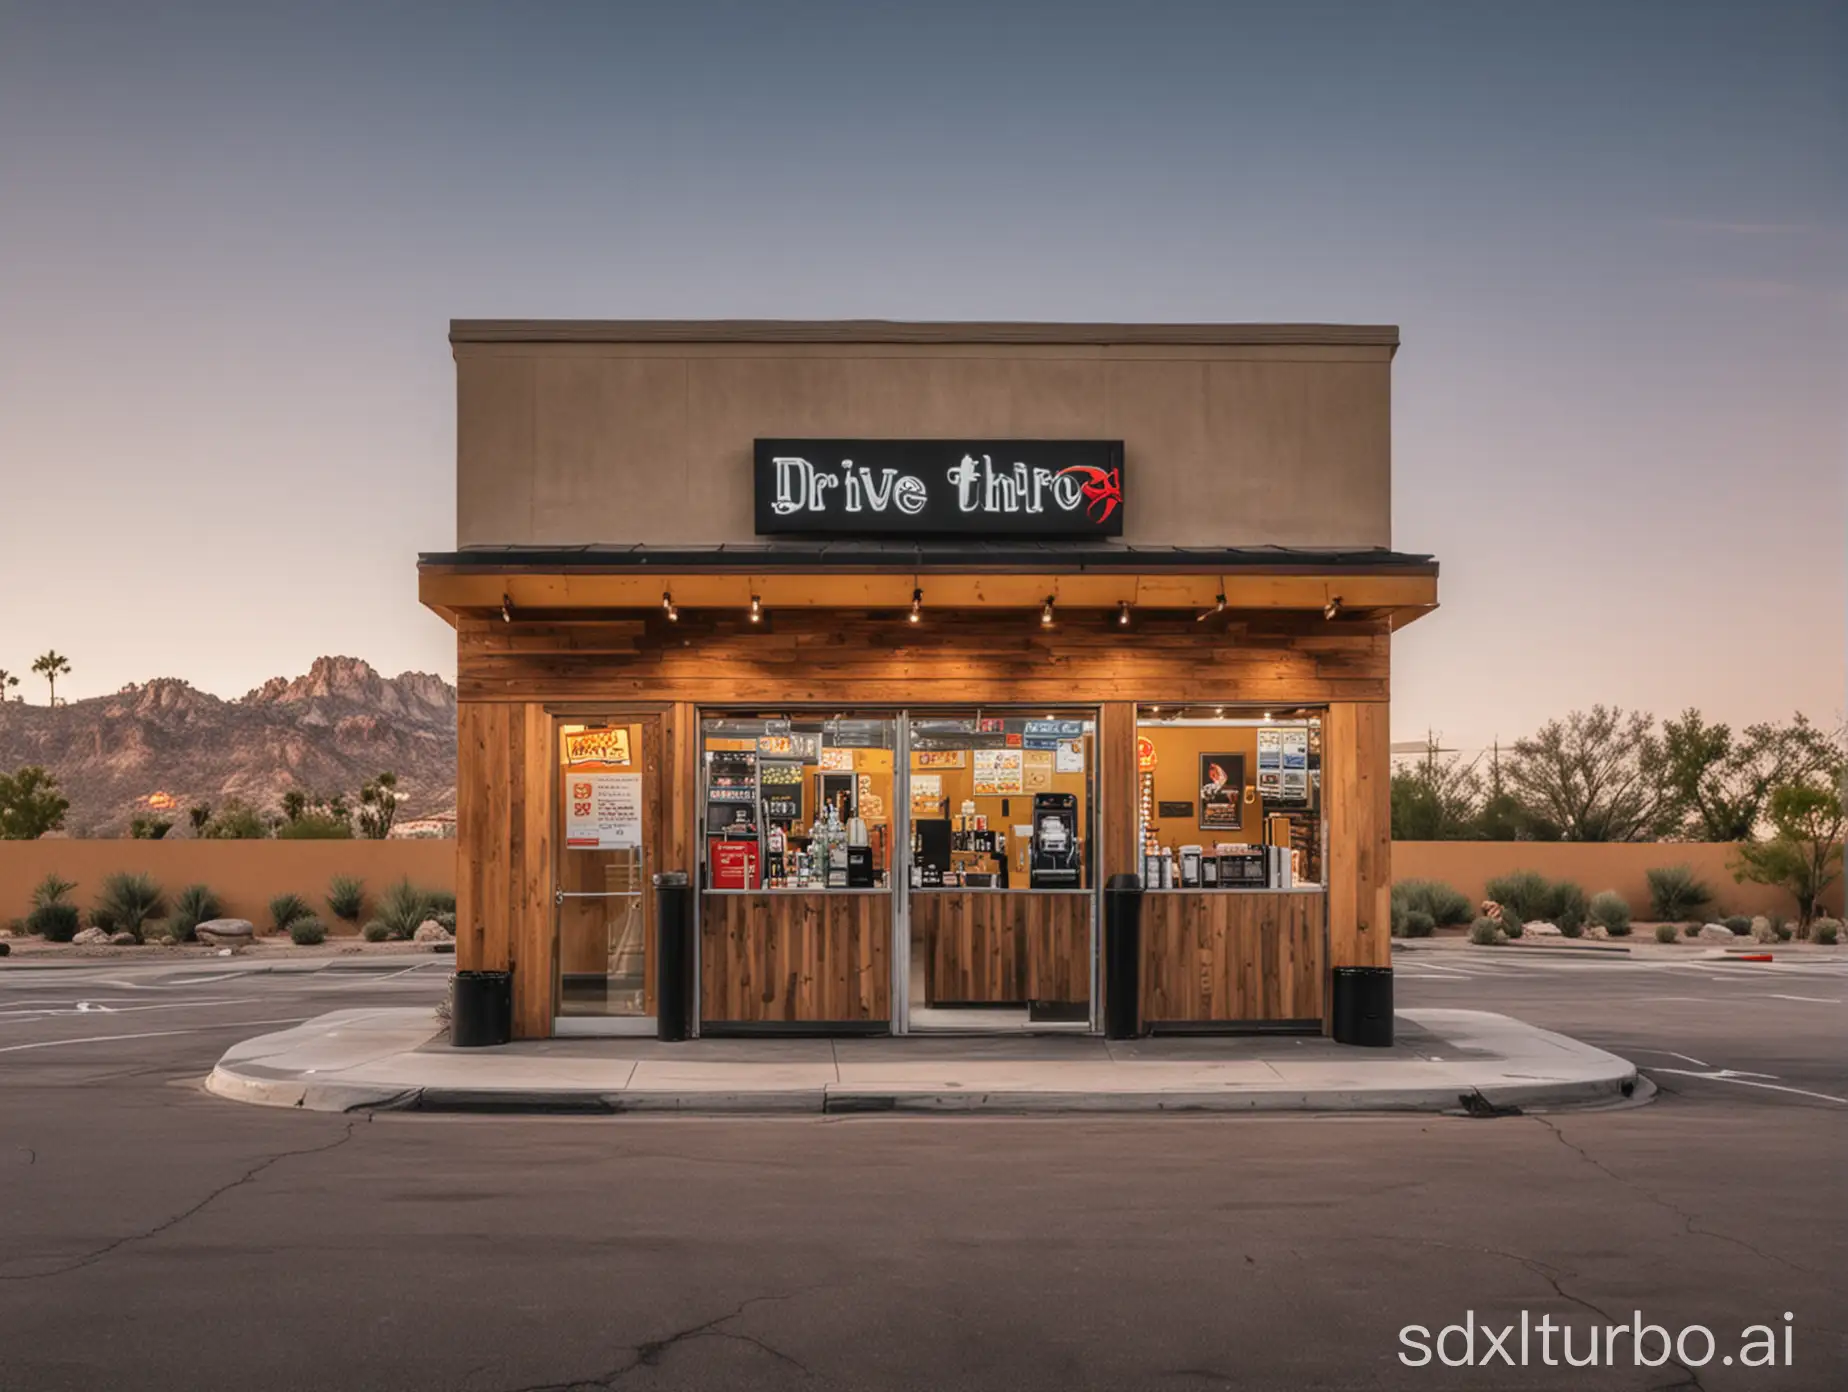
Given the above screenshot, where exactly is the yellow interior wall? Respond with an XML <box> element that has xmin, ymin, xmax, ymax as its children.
<box><xmin>1139</xmin><ymin>725</ymin><xmax>1263</xmax><ymax>850</ymax></box>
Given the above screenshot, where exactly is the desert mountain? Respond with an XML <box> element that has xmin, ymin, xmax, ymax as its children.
<box><xmin>0</xmin><ymin>657</ymin><xmax>456</xmax><ymax>836</ymax></box>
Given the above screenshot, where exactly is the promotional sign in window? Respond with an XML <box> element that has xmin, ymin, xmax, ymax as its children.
<box><xmin>754</xmin><ymin>439</ymin><xmax>1125</xmax><ymax>537</ymax></box>
<box><xmin>564</xmin><ymin>727</ymin><xmax>631</xmax><ymax>767</ymax></box>
<box><xmin>566</xmin><ymin>772</ymin><xmax>642</xmax><ymax>849</ymax></box>
<box><xmin>1055</xmin><ymin>739</ymin><xmax>1086</xmax><ymax>773</ymax></box>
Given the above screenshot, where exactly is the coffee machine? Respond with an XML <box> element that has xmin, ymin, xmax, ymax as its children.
<box><xmin>1028</xmin><ymin>793</ymin><xmax>1081</xmax><ymax>889</ymax></box>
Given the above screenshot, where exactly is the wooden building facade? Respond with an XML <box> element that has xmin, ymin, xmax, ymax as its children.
<box><xmin>422</xmin><ymin>321</ymin><xmax>1436</xmax><ymax>1042</ymax></box>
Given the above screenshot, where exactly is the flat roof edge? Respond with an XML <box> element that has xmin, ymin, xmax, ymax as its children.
<box><xmin>417</xmin><ymin>549</ymin><xmax>1437</xmax><ymax>577</ymax></box>
<box><xmin>447</xmin><ymin>319</ymin><xmax>1401</xmax><ymax>349</ymax></box>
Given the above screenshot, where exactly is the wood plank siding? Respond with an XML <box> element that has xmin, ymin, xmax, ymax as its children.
<box><xmin>912</xmin><ymin>891</ymin><xmax>1092</xmax><ymax>1006</ymax></box>
<box><xmin>700</xmin><ymin>892</ymin><xmax>891</xmax><ymax>1024</ymax></box>
<box><xmin>1140</xmin><ymin>892</ymin><xmax>1326</xmax><ymax>1025</ymax></box>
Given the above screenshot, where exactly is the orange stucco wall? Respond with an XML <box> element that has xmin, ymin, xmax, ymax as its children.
<box><xmin>1393</xmin><ymin>842</ymin><xmax>1841</xmax><ymax>921</ymax></box>
<box><xmin>0</xmin><ymin>840</ymin><xmax>456</xmax><ymax>934</ymax></box>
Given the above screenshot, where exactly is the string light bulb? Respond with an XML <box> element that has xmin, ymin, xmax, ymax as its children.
<box><xmin>662</xmin><ymin>590</ymin><xmax>678</xmax><ymax>622</ymax></box>
<box><xmin>1116</xmin><ymin>601</ymin><xmax>1131</xmax><ymax>627</ymax></box>
<box><xmin>909</xmin><ymin>588</ymin><xmax>923</xmax><ymax>624</ymax></box>
<box><xmin>748</xmin><ymin>594</ymin><xmax>763</xmax><ymax>623</ymax></box>
<box><xmin>500</xmin><ymin>593</ymin><xmax>513</xmax><ymax>624</ymax></box>
<box><xmin>1040</xmin><ymin>595</ymin><xmax>1056</xmax><ymax>628</ymax></box>
<box><xmin>1323</xmin><ymin>595</ymin><xmax>1343</xmax><ymax>621</ymax></box>
<box><xmin>1196</xmin><ymin>591</ymin><xmax>1227</xmax><ymax>622</ymax></box>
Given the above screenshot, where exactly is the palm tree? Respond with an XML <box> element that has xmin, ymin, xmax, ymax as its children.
<box><xmin>0</xmin><ymin>669</ymin><xmax>18</xmax><ymax>701</ymax></box>
<box><xmin>32</xmin><ymin>652</ymin><xmax>71</xmax><ymax>706</ymax></box>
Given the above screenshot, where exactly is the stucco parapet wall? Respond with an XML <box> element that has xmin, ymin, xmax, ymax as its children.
<box><xmin>449</xmin><ymin>320</ymin><xmax>1400</xmax><ymax>350</ymax></box>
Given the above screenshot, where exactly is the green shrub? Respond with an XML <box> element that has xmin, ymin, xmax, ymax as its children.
<box><xmin>1469</xmin><ymin>918</ymin><xmax>1505</xmax><ymax>946</ymax></box>
<box><xmin>362</xmin><ymin>921</ymin><xmax>391</xmax><ymax>943</ymax></box>
<box><xmin>1655</xmin><ymin>924</ymin><xmax>1680</xmax><ymax>943</ymax></box>
<box><xmin>1402</xmin><ymin>909</ymin><xmax>1436</xmax><ymax>938</ymax></box>
<box><xmin>93</xmin><ymin>872</ymin><xmax>166</xmax><ymax>943</ymax></box>
<box><xmin>326</xmin><ymin>875</ymin><xmax>365</xmax><ymax>923</ymax></box>
<box><xmin>1497</xmin><ymin>902</ymin><xmax>1524</xmax><ymax>937</ymax></box>
<box><xmin>1771</xmin><ymin>916</ymin><xmax>1793</xmax><ymax>942</ymax></box>
<box><xmin>1392</xmin><ymin>880</ymin><xmax>1473</xmax><ymax>928</ymax></box>
<box><xmin>1647</xmin><ymin>864</ymin><xmax>1714</xmax><ymax>922</ymax></box>
<box><xmin>274</xmin><ymin>813</ymin><xmax>354</xmax><ymax>840</ymax></box>
<box><xmin>268</xmin><ymin>892</ymin><xmax>314</xmax><ymax>933</ymax></box>
<box><xmin>1485</xmin><ymin>871</ymin><xmax>1551</xmax><ymax>922</ymax></box>
<box><xmin>27</xmin><ymin>901</ymin><xmax>81</xmax><ymax>942</ymax></box>
<box><xmin>1589</xmin><ymin>890</ymin><xmax>1631</xmax><ymax>936</ymax></box>
<box><xmin>168</xmin><ymin>883</ymin><xmax>222</xmax><ymax>943</ymax></box>
<box><xmin>1681</xmin><ymin>921</ymin><xmax>1703</xmax><ymax>939</ymax></box>
<box><xmin>1815</xmin><ymin>920</ymin><xmax>1840</xmax><ymax>946</ymax></box>
<box><xmin>30</xmin><ymin>873</ymin><xmax>76</xmax><ymax>909</ymax></box>
<box><xmin>1546</xmin><ymin>880</ymin><xmax>1589</xmax><ymax>934</ymax></box>
<box><xmin>425</xmin><ymin>889</ymin><xmax>457</xmax><ymax>916</ymax></box>
<box><xmin>26</xmin><ymin>873</ymin><xmax>81</xmax><ymax>941</ymax></box>
<box><xmin>288</xmin><ymin>916</ymin><xmax>327</xmax><ymax>946</ymax></box>
<box><xmin>374</xmin><ymin>879</ymin><xmax>432</xmax><ymax>940</ymax></box>
<box><xmin>1721</xmin><ymin>914</ymin><xmax>1751</xmax><ymax>934</ymax></box>
<box><xmin>435</xmin><ymin>910</ymin><xmax>456</xmax><ymax>933</ymax></box>
<box><xmin>199</xmin><ymin>798</ymin><xmax>269</xmax><ymax>840</ymax></box>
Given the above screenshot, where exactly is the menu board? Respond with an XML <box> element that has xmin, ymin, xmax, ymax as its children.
<box><xmin>565</xmin><ymin>772</ymin><xmax>642</xmax><ymax>849</ymax></box>
<box><xmin>973</xmin><ymin>748</ymin><xmax>1024</xmax><ymax>795</ymax></box>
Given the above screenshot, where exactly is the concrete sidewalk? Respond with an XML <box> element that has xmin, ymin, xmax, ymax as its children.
<box><xmin>206</xmin><ymin>1008</ymin><xmax>1639</xmax><ymax>1115</ymax></box>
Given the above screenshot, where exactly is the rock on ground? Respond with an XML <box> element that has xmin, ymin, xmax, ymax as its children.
<box><xmin>1523</xmin><ymin>922</ymin><xmax>1562</xmax><ymax>937</ymax></box>
<box><xmin>1698</xmin><ymin>923</ymin><xmax>1736</xmax><ymax>942</ymax></box>
<box><xmin>413</xmin><ymin>919</ymin><xmax>455</xmax><ymax>944</ymax></box>
<box><xmin>72</xmin><ymin>927</ymin><xmax>111</xmax><ymax>945</ymax></box>
<box><xmin>195</xmin><ymin>918</ymin><xmax>256</xmax><ymax>945</ymax></box>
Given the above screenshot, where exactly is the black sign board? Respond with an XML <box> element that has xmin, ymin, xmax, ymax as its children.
<box><xmin>754</xmin><ymin>439</ymin><xmax>1125</xmax><ymax>537</ymax></box>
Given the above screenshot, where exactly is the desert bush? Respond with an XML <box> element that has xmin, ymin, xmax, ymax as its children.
<box><xmin>1402</xmin><ymin>909</ymin><xmax>1436</xmax><ymax>938</ymax></box>
<box><xmin>198</xmin><ymin>798</ymin><xmax>269</xmax><ymax>840</ymax></box>
<box><xmin>1588</xmin><ymin>890</ymin><xmax>1631</xmax><ymax>936</ymax></box>
<box><xmin>1654</xmin><ymin>924</ymin><xmax>1680</xmax><ymax>943</ymax></box>
<box><xmin>1469</xmin><ymin>918</ymin><xmax>1506</xmax><ymax>946</ymax></box>
<box><xmin>326</xmin><ymin>875</ymin><xmax>365</xmax><ymax>924</ymax></box>
<box><xmin>1647</xmin><ymin>864</ymin><xmax>1714</xmax><ymax>922</ymax></box>
<box><xmin>1813</xmin><ymin>919</ymin><xmax>1840</xmax><ymax>946</ymax></box>
<box><xmin>268</xmin><ymin>892</ymin><xmax>313</xmax><ymax>933</ymax></box>
<box><xmin>1722</xmin><ymin>915</ymin><xmax>1752</xmax><ymax>934</ymax></box>
<box><xmin>1392</xmin><ymin>880</ymin><xmax>1473</xmax><ymax>928</ymax></box>
<box><xmin>168</xmin><ymin>883</ymin><xmax>222</xmax><ymax>943</ymax></box>
<box><xmin>1484</xmin><ymin>871</ymin><xmax>1551</xmax><ymax>923</ymax></box>
<box><xmin>26</xmin><ymin>873</ymin><xmax>82</xmax><ymax>941</ymax></box>
<box><xmin>435</xmin><ymin>910</ymin><xmax>456</xmax><ymax>933</ymax></box>
<box><xmin>374</xmin><ymin>879</ymin><xmax>433</xmax><ymax>940</ymax></box>
<box><xmin>1546</xmin><ymin>880</ymin><xmax>1589</xmax><ymax>934</ymax></box>
<box><xmin>274</xmin><ymin>812</ymin><xmax>353</xmax><ymax>840</ymax></box>
<box><xmin>1681</xmin><ymin>921</ymin><xmax>1703</xmax><ymax>939</ymax></box>
<box><xmin>425</xmin><ymin>888</ymin><xmax>457</xmax><ymax>917</ymax></box>
<box><xmin>1497</xmin><ymin>902</ymin><xmax>1524</xmax><ymax>938</ymax></box>
<box><xmin>362</xmin><ymin>921</ymin><xmax>391</xmax><ymax>943</ymax></box>
<box><xmin>288</xmin><ymin>916</ymin><xmax>328</xmax><ymax>946</ymax></box>
<box><xmin>1751</xmin><ymin>918</ymin><xmax>1779</xmax><ymax>944</ymax></box>
<box><xmin>1770</xmin><ymin>916</ymin><xmax>1793</xmax><ymax>942</ymax></box>
<box><xmin>93</xmin><ymin>872</ymin><xmax>167</xmax><ymax>943</ymax></box>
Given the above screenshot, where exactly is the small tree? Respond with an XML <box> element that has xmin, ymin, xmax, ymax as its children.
<box><xmin>1664</xmin><ymin>710</ymin><xmax>1837</xmax><ymax>841</ymax></box>
<box><xmin>129</xmin><ymin>814</ymin><xmax>173</xmax><ymax>840</ymax></box>
<box><xmin>0</xmin><ymin>766</ymin><xmax>69</xmax><ymax>839</ymax></box>
<box><xmin>1390</xmin><ymin>734</ymin><xmax>1480</xmax><ymax>840</ymax></box>
<box><xmin>188</xmin><ymin>804</ymin><xmax>212</xmax><ymax>834</ymax></box>
<box><xmin>1505</xmin><ymin>706</ymin><xmax>1679</xmax><ymax>842</ymax></box>
<box><xmin>198</xmin><ymin>797</ymin><xmax>268</xmax><ymax>840</ymax></box>
<box><xmin>357</xmin><ymin>772</ymin><xmax>401</xmax><ymax>839</ymax></box>
<box><xmin>0</xmin><ymin>669</ymin><xmax>18</xmax><ymax>701</ymax></box>
<box><xmin>1733</xmin><ymin>783</ymin><xmax>1845</xmax><ymax>930</ymax></box>
<box><xmin>32</xmin><ymin>651</ymin><xmax>71</xmax><ymax>706</ymax></box>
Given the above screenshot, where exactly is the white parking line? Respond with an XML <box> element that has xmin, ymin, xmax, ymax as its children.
<box><xmin>1763</xmin><ymin>994</ymin><xmax>1841</xmax><ymax>1005</ymax></box>
<box><xmin>0</xmin><ymin>1017</ymin><xmax>312</xmax><ymax>1053</ymax></box>
<box><xmin>1648</xmin><ymin>1068</ymin><xmax>1848</xmax><ymax>1106</ymax></box>
<box><xmin>0</xmin><ymin>996</ymin><xmax>273</xmax><ymax>1022</ymax></box>
<box><xmin>1635</xmin><ymin>1049</ymin><xmax>1710</xmax><ymax>1067</ymax></box>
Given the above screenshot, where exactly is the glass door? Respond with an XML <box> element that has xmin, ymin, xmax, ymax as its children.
<box><xmin>898</xmin><ymin>708</ymin><xmax>1099</xmax><ymax>1033</ymax></box>
<box><xmin>554</xmin><ymin>717</ymin><xmax>659</xmax><ymax>1036</ymax></box>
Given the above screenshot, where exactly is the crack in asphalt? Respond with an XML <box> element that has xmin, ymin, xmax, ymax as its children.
<box><xmin>490</xmin><ymin>1287</ymin><xmax>821</xmax><ymax>1391</ymax></box>
<box><xmin>1400</xmin><ymin>1237</ymin><xmax>1706</xmax><ymax>1392</ymax></box>
<box><xmin>0</xmin><ymin>1119</ymin><xmax>366</xmax><ymax>1281</ymax></box>
<box><xmin>1530</xmin><ymin>1113</ymin><xmax>1820</xmax><ymax>1277</ymax></box>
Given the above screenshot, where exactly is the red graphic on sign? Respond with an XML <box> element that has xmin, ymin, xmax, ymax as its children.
<box><xmin>1056</xmin><ymin>464</ymin><xmax>1123</xmax><ymax>524</ymax></box>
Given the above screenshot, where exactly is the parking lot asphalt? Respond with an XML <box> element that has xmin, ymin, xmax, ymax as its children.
<box><xmin>1</xmin><ymin>949</ymin><xmax>1842</xmax><ymax>1391</ymax></box>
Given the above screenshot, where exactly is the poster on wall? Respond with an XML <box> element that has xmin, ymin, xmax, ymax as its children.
<box><xmin>856</xmin><ymin>773</ymin><xmax>887</xmax><ymax>821</ymax></box>
<box><xmin>973</xmin><ymin>748</ymin><xmax>1024</xmax><ymax>795</ymax></box>
<box><xmin>818</xmin><ymin>747</ymin><xmax>855</xmax><ymax>771</ymax></box>
<box><xmin>1275</xmin><ymin>729</ymin><xmax>1311</xmax><ymax>805</ymax></box>
<box><xmin>1022</xmin><ymin>749</ymin><xmax>1054</xmax><ymax>791</ymax></box>
<box><xmin>1055</xmin><ymin>739</ymin><xmax>1086</xmax><ymax>773</ymax></box>
<box><xmin>1198</xmin><ymin>754</ymin><xmax>1246</xmax><ymax>830</ymax></box>
<box><xmin>913</xmin><ymin>749</ymin><xmax>967</xmax><ymax>769</ymax></box>
<box><xmin>909</xmin><ymin>772</ymin><xmax>943</xmax><ymax>810</ymax></box>
<box><xmin>566</xmin><ymin>772</ymin><xmax>642</xmax><ymax>849</ymax></box>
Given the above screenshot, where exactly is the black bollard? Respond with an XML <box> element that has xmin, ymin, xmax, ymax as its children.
<box><xmin>1103</xmin><ymin>872</ymin><xmax>1144</xmax><ymax>1039</ymax></box>
<box><xmin>654</xmin><ymin>871</ymin><xmax>692</xmax><ymax>1041</ymax></box>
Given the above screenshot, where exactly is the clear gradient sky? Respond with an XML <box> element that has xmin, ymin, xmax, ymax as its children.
<box><xmin>1</xmin><ymin>0</ymin><xmax>1842</xmax><ymax>750</ymax></box>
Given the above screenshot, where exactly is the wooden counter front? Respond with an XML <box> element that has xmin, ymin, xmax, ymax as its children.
<box><xmin>913</xmin><ymin>890</ymin><xmax>1092</xmax><ymax>1006</ymax></box>
<box><xmin>700</xmin><ymin>892</ymin><xmax>890</xmax><ymax>1026</ymax></box>
<box><xmin>1140</xmin><ymin>891</ymin><xmax>1325</xmax><ymax>1026</ymax></box>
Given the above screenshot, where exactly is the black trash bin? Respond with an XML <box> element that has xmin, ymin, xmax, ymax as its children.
<box><xmin>1331</xmin><ymin>966</ymin><xmax>1394</xmax><ymax>1047</ymax></box>
<box><xmin>654</xmin><ymin>871</ymin><xmax>692</xmax><ymax>1042</ymax></box>
<box><xmin>1103</xmin><ymin>872</ymin><xmax>1144</xmax><ymax>1040</ymax></box>
<box><xmin>451</xmin><ymin>969</ymin><xmax>512</xmax><ymax>1048</ymax></box>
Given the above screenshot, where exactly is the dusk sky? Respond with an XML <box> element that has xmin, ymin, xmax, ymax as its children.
<box><xmin>1</xmin><ymin>0</ymin><xmax>1841</xmax><ymax>751</ymax></box>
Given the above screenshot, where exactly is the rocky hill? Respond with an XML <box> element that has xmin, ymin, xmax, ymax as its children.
<box><xmin>0</xmin><ymin>657</ymin><xmax>456</xmax><ymax>836</ymax></box>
